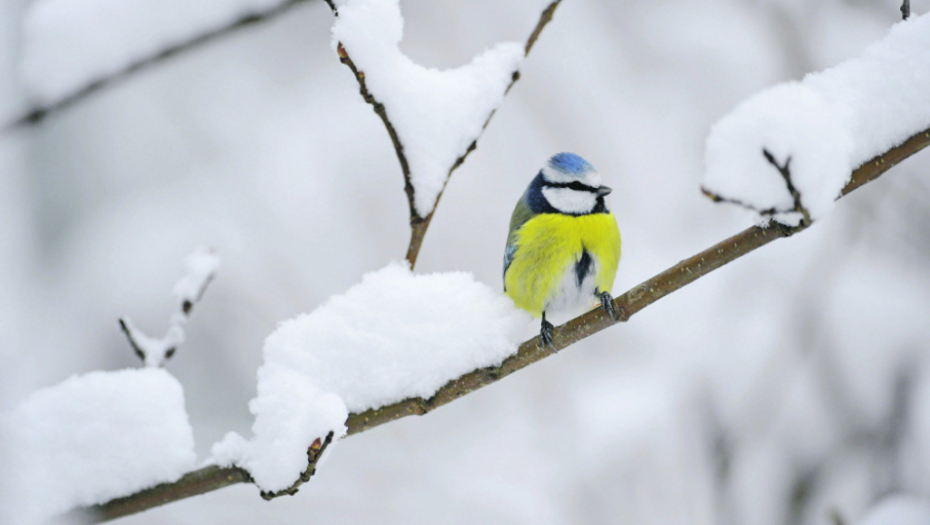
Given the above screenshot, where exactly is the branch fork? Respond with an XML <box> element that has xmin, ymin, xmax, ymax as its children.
<box><xmin>701</xmin><ymin>148</ymin><xmax>813</xmax><ymax>226</ymax></box>
<box><xmin>330</xmin><ymin>1</ymin><xmax>563</xmax><ymax>268</ymax></box>
<box><xmin>762</xmin><ymin>148</ymin><xmax>812</xmax><ymax>226</ymax></box>
<box><xmin>119</xmin><ymin>247</ymin><xmax>219</xmax><ymax>367</ymax></box>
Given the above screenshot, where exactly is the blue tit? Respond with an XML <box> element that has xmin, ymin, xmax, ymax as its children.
<box><xmin>503</xmin><ymin>152</ymin><xmax>622</xmax><ymax>351</ymax></box>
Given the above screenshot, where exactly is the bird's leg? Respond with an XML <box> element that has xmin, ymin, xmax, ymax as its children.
<box><xmin>540</xmin><ymin>312</ymin><xmax>557</xmax><ymax>354</ymax></box>
<box><xmin>598</xmin><ymin>291</ymin><xmax>624</xmax><ymax>321</ymax></box>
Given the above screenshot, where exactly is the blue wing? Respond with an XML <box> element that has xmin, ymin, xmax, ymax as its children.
<box><xmin>503</xmin><ymin>244</ymin><xmax>517</xmax><ymax>291</ymax></box>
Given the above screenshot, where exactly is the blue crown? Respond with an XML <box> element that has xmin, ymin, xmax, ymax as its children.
<box><xmin>548</xmin><ymin>152</ymin><xmax>594</xmax><ymax>175</ymax></box>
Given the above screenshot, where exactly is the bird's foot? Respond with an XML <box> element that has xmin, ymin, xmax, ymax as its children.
<box><xmin>540</xmin><ymin>319</ymin><xmax>557</xmax><ymax>354</ymax></box>
<box><xmin>598</xmin><ymin>291</ymin><xmax>624</xmax><ymax>321</ymax></box>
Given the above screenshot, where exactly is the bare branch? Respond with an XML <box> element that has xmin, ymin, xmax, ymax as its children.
<box><xmin>118</xmin><ymin>318</ymin><xmax>148</xmax><ymax>362</ymax></box>
<box><xmin>75</xmin><ymin>126</ymin><xmax>930</xmax><ymax>523</ymax></box>
<box><xmin>901</xmin><ymin>0</ymin><xmax>911</xmax><ymax>20</ymax></box>
<box><xmin>3</xmin><ymin>0</ymin><xmax>317</xmax><ymax>132</ymax></box>
<box><xmin>330</xmin><ymin>1</ymin><xmax>563</xmax><ymax>268</ymax></box>
<box><xmin>77</xmin><ymin>465</ymin><xmax>252</xmax><ymax>522</ymax></box>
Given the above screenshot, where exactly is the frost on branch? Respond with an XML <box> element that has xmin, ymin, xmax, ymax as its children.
<box><xmin>703</xmin><ymin>12</ymin><xmax>930</xmax><ymax>225</ymax></box>
<box><xmin>209</xmin><ymin>262</ymin><xmax>530</xmax><ymax>492</ymax></box>
<box><xmin>1</xmin><ymin>369</ymin><xmax>195</xmax><ymax>524</ymax></box>
<box><xmin>330</xmin><ymin>0</ymin><xmax>525</xmax><ymax>217</ymax></box>
<box><xmin>120</xmin><ymin>247</ymin><xmax>219</xmax><ymax>367</ymax></box>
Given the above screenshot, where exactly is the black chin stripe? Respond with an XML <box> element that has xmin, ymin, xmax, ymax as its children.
<box><xmin>543</xmin><ymin>181</ymin><xmax>599</xmax><ymax>193</ymax></box>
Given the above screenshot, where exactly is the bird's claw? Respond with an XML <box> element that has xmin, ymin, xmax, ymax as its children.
<box><xmin>540</xmin><ymin>319</ymin><xmax>557</xmax><ymax>354</ymax></box>
<box><xmin>599</xmin><ymin>291</ymin><xmax>623</xmax><ymax>321</ymax></box>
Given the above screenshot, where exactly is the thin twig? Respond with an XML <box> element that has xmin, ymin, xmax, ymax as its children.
<box><xmin>3</xmin><ymin>0</ymin><xmax>317</xmax><ymax>132</ymax></box>
<box><xmin>259</xmin><ymin>432</ymin><xmax>335</xmax><ymax>500</ymax></box>
<box><xmin>330</xmin><ymin>1</ymin><xmax>563</xmax><ymax>268</ymax></box>
<box><xmin>701</xmin><ymin>149</ymin><xmax>813</xmax><ymax>224</ymax></box>
<box><xmin>763</xmin><ymin>149</ymin><xmax>811</xmax><ymax>225</ymax></box>
<box><xmin>74</xmin><ymin>126</ymin><xmax>930</xmax><ymax>524</ymax></box>
<box><xmin>700</xmin><ymin>187</ymin><xmax>780</xmax><ymax>216</ymax></box>
<box><xmin>901</xmin><ymin>0</ymin><xmax>911</xmax><ymax>20</ymax></box>
<box><xmin>119</xmin><ymin>248</ymin><xmax>219</xmax><ymax>367</ymax></box>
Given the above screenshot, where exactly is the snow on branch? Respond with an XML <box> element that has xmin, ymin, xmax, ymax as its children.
<box><xmin>3</xmin><ymin>368</ymin><xmax>196</xmax><ymax>524</ymax></box>
<box><xmin>120</xmin><ymin>247</ymin><xmax>219</xmax><ymax>367</ymax></box>
<box><xmin>4</xmin><ymin>0</ymin><xmax>317</xmax><ymax>131</ymax></box>
<box><xmin>75</xmin><ymin>122</ymin><xmax>930</xmax><ymax>525</ymax></box>
<box><xmin>702</xmin><ymin>12</ymin><xmax>930</xmax><ymax>225</ymax></box>
<box><xmin>328</xmin><ymin>0</ymin><xmax>563</xmax><ymax>267</ymax></box>
<box><xmin>208</xmin><ymin>262</ymin><xmax>529</xmax><ymax>493</ymax></box>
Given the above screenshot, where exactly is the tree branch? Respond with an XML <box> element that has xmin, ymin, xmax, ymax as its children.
<box><xmin>3</xmin><ymin>0</ymin><xmax>317</xmax><ymax>132</ymax></box>
<box><xmin>901</xmin><ymin>0</ymin><xmax>911</xmax><ymax>20</ymax></box>
<box><xmin>77</xmin><ymin>465</ymin><xmax>252</xmax><ymax>522</ymax></box>
<box><xmin>763</xmin><ymin>149</ymin><xmax>811</xmax><ymax>225</ymax></box>
<box><xmin>330</xmin><ymin>1</ymin><xmax>563</xmax><ymax>268</ymax></box>
<box><xmin>74</xmin><ymin>126</ymin><xmax>930</xmax><ymax>523</ymax></box>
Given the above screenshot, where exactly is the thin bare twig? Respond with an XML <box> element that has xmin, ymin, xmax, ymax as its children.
<box><xmin>702</xmin><ymin>149</ymin><xmax>812</xmax><ymax>225</ymax></box>
<box><xmin>330</xmin><ymin>1</ymin><xmax>563</xmax><ymax>268</ymax></box>
<box><xmin>3</xmin><ymin>0</ymin><xmax>317</xmax><ymax>132</ymax></box>
<box><xmin>75</xmin><ymin>126</ymin><xmax>930</xmax><ymax>524</ymax></box>
<box><xmin>901</xmin><ymin>0</ymin><xmax>911</xmax><ymax>20</ymax></box>
<box><xmin>763</xmin><ymin>149</ymin><xmax>811</xmax><ymax>225</ymax></box>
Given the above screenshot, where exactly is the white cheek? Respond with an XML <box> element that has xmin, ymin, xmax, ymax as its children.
<box><xmin>542</xmin><ymin>187</ymin><xmax>597</xmax><ymax>214</ymax></box>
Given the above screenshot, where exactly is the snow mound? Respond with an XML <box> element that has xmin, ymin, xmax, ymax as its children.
<box><xmin>211</xmin><ymin>262</ymin><xmax>531</xmax><ymax>491</ymax></box>
<box><xmin>2</xmin><ymin>368</ymin><xmax>195</xmax><ymax>524</ymax></box>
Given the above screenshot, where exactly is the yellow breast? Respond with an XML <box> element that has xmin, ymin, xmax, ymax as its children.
<box><xmin>504</xmin><ymin>212</ymin><xmax>621</xmax><ymax>317</ymax></box>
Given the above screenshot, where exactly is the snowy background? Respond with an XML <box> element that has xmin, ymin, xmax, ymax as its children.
<box><xmin>2</xmin><ymin>0</ymin><xmax>930</xmax><ymax>524</ymax></box>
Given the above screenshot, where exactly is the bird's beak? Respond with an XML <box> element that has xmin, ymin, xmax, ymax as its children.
<box><xmin>596</xmin><ymin>185</ymin><xmax>612</xmax><ymax>197</ymax></box>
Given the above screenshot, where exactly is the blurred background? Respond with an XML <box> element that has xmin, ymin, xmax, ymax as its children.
<box><xmin>2</xmin><ymin>0</ymin><xmax>930</xmax><ymax>523</ymax></box>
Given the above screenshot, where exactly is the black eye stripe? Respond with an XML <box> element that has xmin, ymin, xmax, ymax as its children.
<box><xmin>543</xmin><ymin>181</ymin><xmax>598</xmax><ymax>193</ymax></box>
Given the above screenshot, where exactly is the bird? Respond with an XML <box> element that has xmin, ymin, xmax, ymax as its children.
<box><xmin>503</xmin><ymin>152</ymin><xmax>622</xmax><ymax>352</ymax></box>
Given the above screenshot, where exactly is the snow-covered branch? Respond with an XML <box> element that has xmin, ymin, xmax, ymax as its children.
<box><xmin>348</xmin><ymin>128</ymin><xmax>930</xmax><ymax>435</ymax></box>
<box><xmin>328</xmin><ymin>0</ymin><xmax>563</xmax><ymax>267</ymax></box>
<box><xmin>703</xmin><ymin>12</ymin><xmax>930</xmax><ymax>225</ymax></box>
<box><xmin>3</xmin><ymin>0</ymin><xmax>318</xmax><ymax>132</ymax></box>
<box><xmin>119</xmin><ymin>247</ymin><xmax>219</xmax><ymax>367</ymax></box>
<box><xmin>76</xmin><ymin>123</ymin><xmax>930</xmax><ymax>524</ymax></box>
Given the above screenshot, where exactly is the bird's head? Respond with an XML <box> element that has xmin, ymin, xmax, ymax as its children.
<box><xmin>536</xmin><ymin>152</ymin><xmax>612</xmax><ymax>215</ymax></box>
